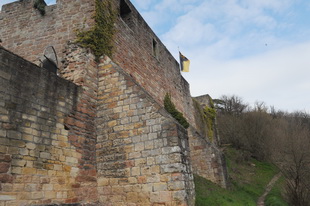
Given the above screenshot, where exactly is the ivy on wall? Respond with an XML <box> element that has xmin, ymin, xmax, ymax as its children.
<box><xmin>33</xmin><ymin>0</ymin><xmax>46</xmax><ymax>16</ymax></box>
<box><xmin>76</xmin><ymin>0</ymin><xmax>117</xmax><ymax>60</ymax></box>
<box><xmin>164</xmin><ymin>93</ymin><xmax>189</xmax><ymax>129</ymax></box>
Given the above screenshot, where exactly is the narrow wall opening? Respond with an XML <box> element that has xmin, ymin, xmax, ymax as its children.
<box><xmin>120</xmin><ymin>0</ymin><xmax>133</xmax><ymax>27</ymax></box>
<box><xmin>152</xmin><ymin>38</ymin><xmax>159</xmax><ymax>59</ymax></box>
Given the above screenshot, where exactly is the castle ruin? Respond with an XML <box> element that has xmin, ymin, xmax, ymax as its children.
<box><xmin>0</xmin><ymin>0</ymin><xmax>227</xmax><ymax>205</ymax></box>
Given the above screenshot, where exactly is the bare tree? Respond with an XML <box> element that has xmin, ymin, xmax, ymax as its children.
<box><xmin>217</xmin><ymin>94</ymin><xmax>310</xmax><ymax>204</ymax></box>
<box><xmin>254</xmin><ymin>101</ymin><xmax>268</xmax><ymax>113</ymax></box>
<box><xmin>216</xmin><ymin>95</ymin><xmax>248</xmax><ymax>116</ymax></box>
<box><xmin>274</xmin><ymin>119</ymin><xmax>310</xmax><ymax>206</ymax></box>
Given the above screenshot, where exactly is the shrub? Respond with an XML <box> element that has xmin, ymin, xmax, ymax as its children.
<box><xmin>164</xmin><ymin>93</ymin><xmax>189</xmax><ymax>129</ymax></box>
<box><xmin>33</xmin><ymin>0</ymin><xmax>46</xmax><ymax>16</ymax></box>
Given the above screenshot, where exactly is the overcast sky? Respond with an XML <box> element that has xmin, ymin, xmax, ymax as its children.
<box><xmin>130</xmin><ymin>0</ymin><xmax>310</xmax><ymax>113</ymax></box>
<box><xmin>1</xmin><ymin>0</ymin><xmax>310</xmax><ymax>112</ymax></box>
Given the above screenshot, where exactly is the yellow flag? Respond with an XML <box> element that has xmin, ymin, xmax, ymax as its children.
<box><xmin>179</xmin><ymin>52</ymin><xmax>190</xmax><ymax>72</ymax></box>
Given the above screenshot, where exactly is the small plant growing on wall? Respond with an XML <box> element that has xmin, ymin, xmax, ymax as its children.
<box><xmin>76</xmin><ymin>0</ymin><xmax>117</xmax><ymax>60</ymax></box>
<box><xmin>33</xmin><ymin>0</ymin><xmax>46</xmax><ymax>16</ymax></box>
<box><xmin>164</xmin><ymin>93</ymin><xmax>189</xmax><ymax>129</ymax></box>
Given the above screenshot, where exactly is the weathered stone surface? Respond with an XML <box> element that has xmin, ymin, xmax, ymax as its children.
<box><xmin>95</xmin><ymin>57</ymin><xmax>195</xmax><ymax>205</ymax></box>
<box><xmin>0</xmin><ymin>47</ymin><xmax>99</xmax><ymax>205</ymax></box>
<box><xmin>0</xmin><ymin>174</ymin><xmax>13</xmax><ymax>183</ymax></box>
<box><xmin>0</xmin><ymin>154</ymin><xmax>11</xmax><ymax>162</ymax></box>
<box><xmin>188</xmin><ymin>128</ymin><xmax>228</xmax><ymax>188</ymax></box>
<box><xmin>0</xmin><ymin>0</ymin><xmax>227</xmax><ymax>205</ymax></box>
<box><xmin>0</xmin><ymin>162</ymin><xmax>10</xmax><ymax>173</ymax></box>
<box><xmin>0</xmin><ymin>195</ymin><xmax>16</xmax><ymax>201</ymax></box>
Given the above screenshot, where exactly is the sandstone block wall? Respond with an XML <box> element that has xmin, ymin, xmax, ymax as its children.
<box><xmin>0</xmin><ymin>0</ymin><xmax>95</xmax><ymax>66</ymax></box>
<box><xmin>61</xmin><ymin>44</ymin><xmax>100</xmax><ymax>204</ymax></box>
<box><xmin>0</xmin><ymin>0</ymin><xmax>195</xmax><ymax>126</ymax></box>
<box><xmin>188</xmin><ymin>95</ymin><xmax>227</xmax><ymax>188</ymax></box>
<box><xmin>113</xmin><ymin>0</ymin><xmax>195</xmax><ymax>126</ymax></box>
<box><xmin>95</xmin><ymin>56</ymin><xmax>195</xmax><ymax>205</ymax></box>
<box><xmin>0</xmin><ymin>47</ymin><xmax>98</xmax><ymax>205</ymax></box>
<box><xmin>188</xmin><ymin>129</ymin><xmax>227</xmax><ymax>188</ymax></box>
<box><xmin>0</xmin><ymin>44</ymin><xmax>196</xmax><ymax>205</ymax></box>
<box><xmin>0</xmin><ymin>0</ymin><xmax>229</xmax><ymax>204</ymax></box>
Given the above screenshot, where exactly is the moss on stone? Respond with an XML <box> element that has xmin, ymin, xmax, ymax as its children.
<box><xmin>204</xmin><ymin>105</ymin><xmax>216</xmax><ymax>140</ymax></box>
<box><xmin>33</xmin><ymin>0</ymin><xmax>46</xmax><ymax>16</ymax></box>
<box><xmin>164</xmin><ymin>93</ymin><xmax>189</xmax><ymax>129</ymax></box>
<box><xmin>193</xmin><ymin>97</ymin><xmax>217</xmax><ymax>142</ymax></box>
<box><xmin>76</xmin><ymin>0</ymin><xmax>116</xmax><ymax>60</ymax></box>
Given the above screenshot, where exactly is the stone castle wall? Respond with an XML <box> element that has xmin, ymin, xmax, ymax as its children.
<box><xmin>188</xmin><ymin>129</ymin><xmax>227</xmax><ymax>188</ymax></box>
<box><xmin>113</xmin><ymin>0</ymin><xmax>195</xmax><ymax>126</ymax></box>
<box><xmin>95</xmin><ymin>54</ymin><xmax>195</xmax><ymax>205</ymax></box>
<box><xmin>0</xmin><ymin>44</ymin><xmax>196</xmax><ymax>205</ymax></box>
<box><xmin>0</xmin><ymin>0</ymin><xmax>195</xmax><ymax>126</ymax></box>
<box><xmin>0</xmin><ymin>47</ymin><xmax>99</xmax><ymax>205</ymax></box>
<box><xmin>0</xmin><ymin>0</ymin><xmax>228</xmax><ymax>205</ymax></box>
<box><xmin>0</xmin><ymin>0</ymin><xmax>94</xmax><ymax>65</ymax></box>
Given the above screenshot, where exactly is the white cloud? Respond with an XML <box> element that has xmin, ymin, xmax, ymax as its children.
<box><xmin>132</xmin><ymin>0</ymin><xmax>202</xmax><ymax>34</ymax></box>
<box><xmin>160</xmin><ymin>0</ymin><xmax>305</xmax><ymax>61</ymax></box>
<box><xmin>132</xmin><ymin>0</ymin><xmax>155</xmax><ymax>10</ymax></box>
<box><xmin>184</xmin><ymin>41</ymin><xmax>310</xmax><ymax>112</ymax></box>
<box><xmin>162</xmin><ymin>17</ymin><xmax>219</xmax><ymax>47</ymax></box>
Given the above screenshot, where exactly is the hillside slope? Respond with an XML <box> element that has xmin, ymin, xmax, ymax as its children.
<box><xmin>195</xmin><ymin>147</ymin><xmax>288</xmax><ymax>206</ymax></box>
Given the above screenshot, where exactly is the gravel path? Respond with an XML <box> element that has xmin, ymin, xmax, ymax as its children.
<box><xmin>257</xmin><ymin>173</ymin><xmax>282</xmax><ymax>206</ymax></box>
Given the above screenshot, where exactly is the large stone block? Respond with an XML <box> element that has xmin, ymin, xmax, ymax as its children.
<box><xmin>0</xmin><ymin>194</ymin><xmax>16</xmax><ymax>201</ymax></box>
<box><xmin>0</xmin><ymin>162</ymin><xmax>10</xmax><ymax>173</ymax></box>
<box><xmin>0</xmin><ymin>174</ymin><xmax>13</xmax><ymax>183</ymax></box>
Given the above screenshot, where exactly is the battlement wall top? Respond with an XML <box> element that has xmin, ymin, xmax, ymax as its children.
<box><xmin>0</xmin><ymin>0</ymin><xmax>85</xmax><ymax>17</ymax></box>
<box><xmin>1</xmin><ymin>0</ymin><xmax>27</xmax><ymax>13</ymax></box>
<box><xmin>1</xmin><ymin>0</ymin><xmax>39</xmax><ymax>14</ymax></box>
<box><xmin>1</xmin><ymin>0</ymin><xmax>90</xmax><ymax>15</ymax></box>
<box><xmin>113</xmin><ymin>0</ymin><xmax>195</xmax><ymax>124</ymax></box>
<box><xmin>0</xmin><ymin>0</ymin><xmax>195</xmax><ymax>126</ymax></box>
<box><xmin>0</xmin><ymin>0</ymin><xmax>94</xmax><ymax>65</ymax></box>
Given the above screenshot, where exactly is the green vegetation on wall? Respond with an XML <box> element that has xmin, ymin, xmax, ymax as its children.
<box><xmin>164</xmin><ymin>93</ymin><xmax>189</xmax><ymax>129</ymax></box>
<box><xmin>193</xmin><ymin>97</ymin><xmax>216</xmax><ymax>141</ymax></box>
<box><xmin>193</xmin><ymin>98</ymin><xmax>208</xmax><ymax>137</ymax></box>
<box><xmin>204</xmin><ymin>105</ymin><xmax>216</xmax><ymax>140</ymax></box>
<box><xmin>76</xmin><ymin>0</ymin><xmax>116</xmax><ymax>60</ymax></box>
<box><xmin>33</xmin><ymin>0</ymin><xmax>46</xmax><ymax>16</ymax></box>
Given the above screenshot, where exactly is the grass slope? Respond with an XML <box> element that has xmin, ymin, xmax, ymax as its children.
<box><xmin>265</xmin><ymin>177</ymin><xmax>288</xmax><ymax>206</ymax></box>
<box><xmin>195</xmin><ymin>147</ymin><xmax>288</xmax><ymax>206</ymax></box>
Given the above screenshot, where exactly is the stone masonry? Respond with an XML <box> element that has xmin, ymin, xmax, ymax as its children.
<box><xmin>0</xmin><ymin>47</ymin><xmax>98</xmax><ymax>205</ymax></box>
<box><xmin>0</xmin><ymin>44</ymin><xmax>196</xmax><ymax>205</ymax></box>
<box><xmin>95</xmin><ymin>55</ymin><xmax>195</xmax><ymax>205</ymax></box>
<box><xmin>0</xmin><ymin>0</ymin><xmax>95</xmax><ymax>66</ymax></box>
<box><xmin>0</xmin><ymin>0</ymin><xmax>194</xmax><ymax>126</ymax></box>
<box><xmin>0</xmin><ymin>0</ymin><xmax>228</xmax><ymax>205</ymax></box>
<box><xmin>188</xmin><ymin>129</ymin><xmax>227</xmax><ymax>188</ymax></box>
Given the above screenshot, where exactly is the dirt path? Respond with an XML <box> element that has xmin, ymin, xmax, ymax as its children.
<box><xmin>257</xmin><ymin>173</ymin><xmax>282</xmax><ymax>206</ymax></box>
